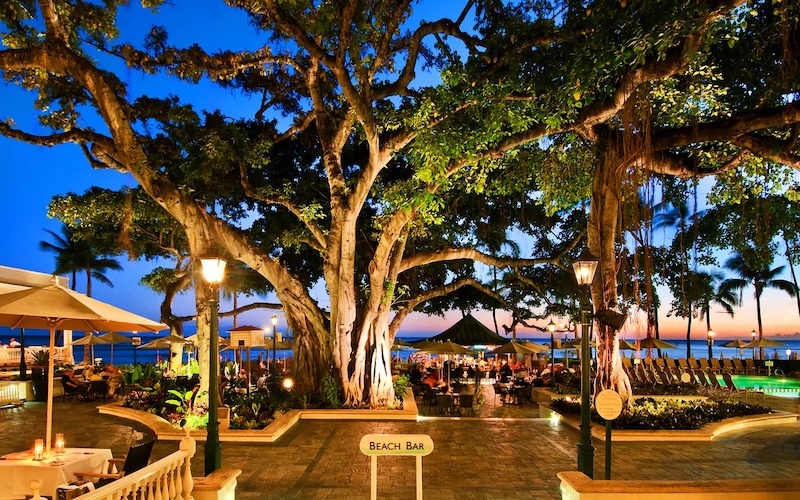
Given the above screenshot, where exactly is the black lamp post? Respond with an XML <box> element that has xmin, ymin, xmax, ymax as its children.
<box><xmin>547</xmin><ymin>319</ymin><xmax>557</xmax><ymax>390</ymax></box>
<box><xmin>572</xmin><ymin>248</ymin><xmax>598</xmax><ymax>478</ymax></box>
<box><xmin>707</xmin><ymin>330</ymin><xmax>715</xmax><ymax>360</ymax></box>
<box><xmin>201</xmin><ymin>257</ymin><xmax>226</xmax><ymax>475</ymax></box>
<box><xmin>271</xmin><ymin>314</ymin><xmax>278</xmax><ymax>372</ymax></box>
<box><xmin>751</xmin><ymin>329</ymin><xmax>757</xmax><ymax>360</ymax></box>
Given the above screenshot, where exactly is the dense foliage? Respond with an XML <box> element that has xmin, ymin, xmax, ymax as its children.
<box><xmin>551</xmin><ymin>397</ymin><xmax>771</xmax><ymax>430</ymax></box>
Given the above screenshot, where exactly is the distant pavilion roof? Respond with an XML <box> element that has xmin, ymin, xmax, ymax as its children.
<box><xmin>429</xmin><ymin>314</ymin><xmax>509</xmax><ymax>346</ymax></box>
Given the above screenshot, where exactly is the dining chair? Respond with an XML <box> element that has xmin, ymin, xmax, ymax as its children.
<box><xmin>75</xmin><ymin>438</ymin><xmax>156</xmax><ymax>487</ymax></box>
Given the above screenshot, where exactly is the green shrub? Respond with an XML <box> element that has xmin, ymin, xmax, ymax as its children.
<box><xmin>550</xmin><ymin>397</ymin><xmax>771</xmax><ymax>430</ymax></box>
<box><xmin>320</xmin><ymin>375</ymin><xmax>341</xmax><ymax>408</ymax></box>
<box><xmin>393</xmin><ymin>375</ymin><xmax>410</xmax><ymax>401</ymax></box>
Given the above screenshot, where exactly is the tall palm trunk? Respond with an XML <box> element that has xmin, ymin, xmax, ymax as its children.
<box><xmin>686</xmin><ymin>311</ymin><xmax>692</xmax><ymax>358</ymax></box>
<box><xmin>756</xmin><ymin>289</ymin><xmax>764</xmax><ymax>360</ymax></box>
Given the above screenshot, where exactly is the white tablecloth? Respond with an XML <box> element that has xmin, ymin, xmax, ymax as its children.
<box><xmin>0</xmin><ymin>448</ymin><xmax>113</xmax><ymax>499</ymax></box>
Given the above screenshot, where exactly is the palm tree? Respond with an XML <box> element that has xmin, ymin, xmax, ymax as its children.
<box><xmin>696</xmin><ymin>270</ymin><xmax>739</xmax><ymax>333</ymax></box>
<box><xmin>721</xmin><ymin>253</ymin><xmax>797</xmax><ymax>359</ymax></box>
<box><xmin>39</xmin><ymin>225</ymin><xmax>122</xmax><ymax>297</ymax></box>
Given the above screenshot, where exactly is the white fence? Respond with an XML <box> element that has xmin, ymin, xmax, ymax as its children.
<box><xmin>0</xmin><ymin>347</ymin><xmax>68</xmax><ymax>367</ymax></box>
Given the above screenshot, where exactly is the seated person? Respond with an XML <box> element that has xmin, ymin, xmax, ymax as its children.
<box><xmin>90</xmin><ymin>367</ymin><xmax>104</xmax><ymax>381</ymax></box>
<box><xmin>61</xmin><ymin>369</ymin><xmax>89</xmax><ymax>399</ymax></box>
<box><xmin>8</xmin><ymin>337</ymin><xmax>20</xmax><ymax>347</ymax></box>
<box><xmin>499</xmin><ymin>363</ymin><xmax>513</xmax><ymax>383</ymax></box>
<box><xmin>103</xmin><ymin>366</ymin><xmax>125</xmax><ymax>396</ymax></box>
<box><xmin>421</xmin><ymin>371</ymin><xmax>440</xmax><ymax>389</ymax></box>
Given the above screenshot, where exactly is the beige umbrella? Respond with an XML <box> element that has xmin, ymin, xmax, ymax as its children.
<box><xmin>418</xmin><ymin>341</ymin><xmax>473</xmax><ymax>387</ymax></box>
<box><xmin>98</xmin><ymin>331</ymin><xmax>132</xmax><ymax>366</ymax></box>
<box><xmin>185</xmin><ymin>333</ymin><xmax>228</xmax><ymax>346</ymax></box>
<box><xmin>722</xmin><ymin>339</ymin><xmax>750</xmax><ymax>348</ymax></box>
<box><xmin>489</xmin><ymin>341</ymin><xmax>543</xmax><ymax>355</ymax></box>
<box><xmin>70</xmin><ymin>332</ymin><xmax>111</xmax><ymax>365</ymax></box>
<box><xmin>618</xmin><ymin>339</ymin><xmax>637</xmax><ymax>350</ymax></box>
<box><xmin>638</xmin><ymin>337</ymin><xmax>676</xmax><ymax>350</ymax></box>
<box><xmin>743</xmin><ymin>338</ymin><xmax>787</xmax><ymax>348</ymax></box>
<box><xmin>0</xmin><ymin>278</ymin><xmax>164</xmax><ymax>453</ymax></box>
<box><xmin>519</xmin><ymin>341</ymin><xmax>550</xmax><ymax>353</ymax></box>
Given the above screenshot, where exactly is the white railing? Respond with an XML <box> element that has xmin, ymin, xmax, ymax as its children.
<box><xmin>66</xmin><ymin>436</ymin><xmax>195</xmax><ymax>500</ymax></box>
<box><xmin>0</xmin><ymin>347</ymin><xmax>68</xmax><ymax>366</ymax></box>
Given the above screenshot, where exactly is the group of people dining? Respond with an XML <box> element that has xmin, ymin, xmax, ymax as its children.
<box><xmin>61</xmin><ymin>364</ymin><xmax>125</xmax><ymax>401</ymax></box>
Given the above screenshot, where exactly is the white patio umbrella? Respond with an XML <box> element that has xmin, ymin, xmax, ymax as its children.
<box><xmin>70</xmin><ymin>332</ymin><xmax>111</xmax><ymax>365</ymax></box>
<box><xmin>97</xmin><ymin>331</ymin><xmax>132</xmax><ymax>366</ymax></box>
<box><xmin>0</xmin><ymin>278</ymin><xmax>165</xmax><ymax>453</ymax></box>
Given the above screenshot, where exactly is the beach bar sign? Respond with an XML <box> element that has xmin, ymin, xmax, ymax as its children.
<box><xmin>360</xmin><ymin>434</ymin><xmax>434</xmax><ymax>499</ymax></box>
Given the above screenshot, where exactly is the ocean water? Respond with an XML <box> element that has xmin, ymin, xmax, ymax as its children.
<box><xmin>4</xmin><ymin>332</ymin><xmax>798</xmax><ymax>366</ymax></box>
<box><xmin>2</xmin><ymin>332</ymin><xmax>291</xmax><ymax>366</ymax></box>
<box><xmin>393</xmin><ymin>337</ymin><xmax>800</xmax><ymax>363</ymax></box>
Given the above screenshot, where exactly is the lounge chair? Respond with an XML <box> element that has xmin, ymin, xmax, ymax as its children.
<box><xmin>732</xmin><ymin>359</ymin><xmax>746</xmax><ymax>374</ymax></box>
<box><xmin>688</xmin><ymin>358</ymin><xmax>700</xmax><ymax>370</ymax></box>
<box><xmin>745</xmin><ymin>359</ymin><xmax>765</xmax><ymax>374</ymax></box>
<box><xmin>698</xmin><ymin>358</ymin><xmax>711</xmax><ymax>370</ymax></box>
<box><xmin>721</xmin><ymin>372</ymin><xmax>765</xmax><ymax>400</ymax></box>
<box><xmin>706</xmin><ymin>370</ymin><xmax>722</xmax><ymax>389</ymax></box>
<box><xmin>693</xmin><ymin>369</ymin><xmax>709</xmax><ymax>386</ymax></box>
<box><xmin>720</xmin><ymin>358</ymin><xmax>735</xmax><ymax>372</ymax></box>
<box><xmin>677</xmin><ymin>358</ymin><xmax>689</xmax><ymax>370</ymax></box>
<box><xmin>76</xmin><ymin>439</ymin><xmax>155</xmax><ymax>487</ymax></box>
<box><xmin>710</xmin><ymin>358</ymin><xmax>722</xmax><ymax>371</ymax></box>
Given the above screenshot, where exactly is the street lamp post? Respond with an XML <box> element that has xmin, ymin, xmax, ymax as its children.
<box><xmin>572</xmin><ymin>248</ymin><xmax>598</xmax><ymax>479</ymax></box>
<box><xmin>707</xmin><ymin>330</ymin><xmax>715</xmax><ymax>360</ymax></box>
<box><xmin>271</xmin><ymin>314</ymin><xmax>278</xmax><ymax>373</ymax></box>
<box><xmin>751</xmin><ymin>329</ymin><xmax>757</xmax><ymax>360</ymax></box>
<box><xmin>547</xmin><ymin>319</ymin><xmax>557</xmax><ymax>390</ymax></box>
<box><xmin>201</xmin><ymin>257</ymin><xmax>226</xmax><ymax>476</ymax></box>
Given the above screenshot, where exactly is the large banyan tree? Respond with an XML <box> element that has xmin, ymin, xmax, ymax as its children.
<box><xmin>2</xmin><ymin>0</ymin><xmax>799</xmax><ymax>405</ymax></box>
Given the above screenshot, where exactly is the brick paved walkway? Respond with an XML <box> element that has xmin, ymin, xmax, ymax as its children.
<box><xmin>2</xmin><ymin>397</ymin><xmax>799</xmax><ymax>499</ymax></box>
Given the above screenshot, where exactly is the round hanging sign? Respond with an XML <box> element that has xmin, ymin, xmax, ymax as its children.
<box><xmin>595</xmin><ymin>389</ymin><xmax>623</xmax><ymax>420</ymax></box>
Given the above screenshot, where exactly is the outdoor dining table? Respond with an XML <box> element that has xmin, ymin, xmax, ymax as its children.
<box><xmin>0</xmin><ymin>448</ymin><xmax>112</xmax><ymax>499</ymax></box>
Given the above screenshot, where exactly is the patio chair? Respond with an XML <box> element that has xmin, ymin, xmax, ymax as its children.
<box><xmin>732</xmin><ymin>359</ymin><xmax>746</xmax><ymax>374</ymax></box>
<box><xmin>75</xmin><ymin>438</ymin><xmax>155</xmax><ymax>487</ymax></box>
<box><xmin>698</xmin><ymin>358</ymin><xmax>711</xmax><ymax>370</ymax></box>
<box><xmin>493</xmin><ymin>383</ymin><xmax>508</xmax><ymax>405</ymax></box>
<box><xmin>458</xmin><ymin>394</ymin><xmax>475</xmax><ymax>416</ymax></box>
<box><xmin>87</xmin><ymin>380</ymin><xmax>108</xmax><ymax>401</ymax></box>
<box><xmin>436</xmin><ymin>394</ymin><xmax>455</xmax><ymax>416</ymax></box>
<box><xmin>677</xmin><ymin>358</ymin><xmax>689</xmax><ymax>370</ymax></box>
<box><xmin>710</xmin><ymin>358</ymin><xmax>722</xmax><ymax>371</ymax></box>
<box><xmin>60</xmin><ymin>379</ymin><xmax>79</xmax><ymax>403</ymax></box>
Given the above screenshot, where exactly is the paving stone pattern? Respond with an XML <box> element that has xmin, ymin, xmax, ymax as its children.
<box><xmin>1</xmin><ymin>391</ymin><xmax>799</xmax><ymax>499</ymax></box>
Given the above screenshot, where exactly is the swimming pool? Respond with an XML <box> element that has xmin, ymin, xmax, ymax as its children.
<box><xmin>729</xmin><ymin>375</ymin><xmax>800</xmax><ymax>398</ymax></box>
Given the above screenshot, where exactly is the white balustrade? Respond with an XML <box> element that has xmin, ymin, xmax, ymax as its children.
<box><xmin>73</xmin><ymin>436</ymin><xmax>196</xmax><ymax>500</ymax></box>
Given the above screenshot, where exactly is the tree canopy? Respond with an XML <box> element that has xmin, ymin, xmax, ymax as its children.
<box><xmin>2</xmin><ymin>0</ymin><xmax>799</xmax><ymax>405</ymax></box>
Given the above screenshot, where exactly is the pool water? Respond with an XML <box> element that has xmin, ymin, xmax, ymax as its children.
<box><xmin>730</xmin><ymin>375</ymin><xmax>800</xmax><ymax>398</ymax></box>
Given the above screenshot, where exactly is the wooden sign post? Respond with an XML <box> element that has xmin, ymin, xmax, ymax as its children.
<box><xmin>359</xmin><ymin>434</ymin><xmax>434</xmax><ymax>500</ymax></box>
